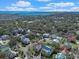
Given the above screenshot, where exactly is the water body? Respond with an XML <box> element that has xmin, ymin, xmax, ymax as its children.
<box><xmin>0</xmin><ymin>11</ymin><xmax>79</xmax><ymax>16</ymax></box>
<box><xmin>0</xmin><ymin>11</ymin><xmax>53</xmax><ymax>16</ymax></box>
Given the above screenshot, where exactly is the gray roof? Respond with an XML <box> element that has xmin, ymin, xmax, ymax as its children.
<box><xmin>33</xmin><ymin>43</ymin><xmax>41</xmax><ymax>52</ymax></box>
<box><xmin>1</xmin><ymin>35</ymin><xmax>9</xmax><ymax>40</ymax></box>
<box><xmin>21</xmin><ymin>38</ymin><xmax>30</xmax><ymax>44</ymax></box>
<box><xmin>64</xmin><ymin>42</ymin><xmax>72</xmax><ymax>49</ymax></box>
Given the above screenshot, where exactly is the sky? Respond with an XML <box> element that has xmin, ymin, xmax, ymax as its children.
<box><xmin>0</xmin><ymin>0</ymin><xmax>79</xmax><ymax>11</ymax></box>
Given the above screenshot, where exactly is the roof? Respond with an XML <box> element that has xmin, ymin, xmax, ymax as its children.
<box><xmin>55</xmin><ymin>53</ymin><xmax>66</xmax><ymax>59</ymax></box>
<box><xmin>42</xmin><ymin>45</ymin><xmax>53</xmax><ymax>52</ymax></box>
<box><xmin>56</xmin><ymin>36</ymin><xmax>62</xmax><ymax>41</ymax></box>
<box><xmin>58</xmin><ymin>47</ymin><xmax>65</xmax><ymax>51</ymax></box>
<box><xmin>51</xmin><ymin>34</ymin><xmax>57</xmax><ymax>39</ymax></box>
<box><xmin>21</xmin><ymin>37</ymin><xmax>30</xmax><ymax>44</ymax></box>
<box><xmin>0</xmin><ymin>45</ymin><xmax>9</xmax><ymax>53</ymax></box>
<box><xmin>43</xmin><ymin>33</ymin><xmax>49</xmax><ymax>36</ymax></box>
<box><xmin>67</xmin><ymin>34</ymin><xmax>76</xmax><ymax>41</ymax></box>
<box><xmin>53</xmin><ymin>39</ymin><xmax>60</xmax><ymax>43</ymax></box>
<box><xmin>0</xmin><ymin>38</ymin><xmax>2</xmax><ymax>40</ymax></box>
<box><xmin>64</xmin><ymin>42</ymin><xmax>72</xmax><ymax>49</ymax></box>
<box><xmin>20</xmin><ymin>34</ymin><xmax>29</xmax><ymax>39</ymax></box>
<box><xmin>1</xmin><ymin>35</ymin><xmax>9</xmax><ymax>40</ymax></box>
<box><xmin>0</xmin><ymin>45</ymin><xmax>16</xmax><ymax>59</ymax></box>
<box><xmin>41</xmin><ymin>45</ymin><xmax>54</xmax><ymax>56</ymax></box>
<box><xmin>43</xmin><ymin>33</ymin><xmax>49</xmax><ymax>38</ymax></box>
<box><xmin>33</xmin><ymin>43</ymin><xmax>41</xmax><ymax>52</ymax></box>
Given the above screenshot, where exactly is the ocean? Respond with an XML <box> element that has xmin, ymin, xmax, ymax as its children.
<box><xmin>0</xmin><ymin>11</ymin><xmax>79</xmax><ymax>16</ymax></box>
<box><xmin>0</xmin><ymin>11</ymin><xmax>53</xmax><ymax>16</ymax></box>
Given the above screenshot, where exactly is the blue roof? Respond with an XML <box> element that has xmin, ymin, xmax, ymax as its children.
<box><xmin>42</xmin><ymin>46</ymin><xmax>52</xmax><ymax>51</ymax></box>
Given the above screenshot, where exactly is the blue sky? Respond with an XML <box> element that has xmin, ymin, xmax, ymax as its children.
<box><xmin>0</xmin><ymin>0</ymin><xmax>79</xmax><ymax>11</ymax></box>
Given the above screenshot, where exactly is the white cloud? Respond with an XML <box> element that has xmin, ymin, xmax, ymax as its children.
<box><xmin>47</xmin><ymin>2</ymin><xmax>75</xmax><ymax>8</ymax></box>
<box><xmin>39</xmin><ymin>2</ymin><xmax>75</xmax><ymax>11</ymax></box>
<box><xmin>6</xmin><ymin>6</ymin><xmax>37</xmax><ymax>11</ymax></box>
<box><xmin>5</xmin><ymin>0</ymin><xmax>37</xmax><ymax>11</ymax></box>
<box><xmin>6</xmin><ymin>6</ymin><xmax>23</xmax><ymax>11</ymax></box>
<box><xmin>39</xmin><ymin>7</ymin><xmax>70</xmax><ymax>12</ymax></box>
<box><xmin>37</xmin><ymin>0</ymin><xmax>51</xmax><ymax>2</ymax></box>
<box><xmin>25</xmin><ymin>7</ymin><xmax>37</xmax><ymax>11</ymax></box>
<box><xmin>39</xmin><ymin>6</ymin><xmax>56</xmax><ymax>11</ymax></box>
<box><xmin>71</xmin><ymin>7</ymin><xmax>79</xmax><ymax>11</ymax></box>
<box><xmin>3</xmin><ymin>1</ymin><xmax>79</xmax><ymax>11</ymax></box>
<box><xmin>40</xmin><ymin>6</ymin><xmax>52</xmax><ymax>10</ymax></box>
<box><xmin>11</xmin><ymin>1</ymin><xmax>31</xmax><ymax>7</ymax></box>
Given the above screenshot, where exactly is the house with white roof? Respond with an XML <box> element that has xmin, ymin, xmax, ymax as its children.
<box><xmin>55</xmin><ymin>52</ymin><xmax>66</xmax><ymax>59</ymax></box>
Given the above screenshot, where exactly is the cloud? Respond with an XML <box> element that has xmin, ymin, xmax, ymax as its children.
<box><xmin>6</xmin><ymin>6</ymin><xmax>37</xmax><ymax>11</ymax></box>
<box><xmin>39</xmin><ymin>2</ymin><xmax>75</xmax><ymax>11</ymax></box>
<box><xmin>39</xmin><ymin>7</ymin><xmax>69</xmax><ymax>11</ymax></box>
<box><xmin>47</xmin><ymin>2</ymin><xmax>75</xmax><ymax>8</ymax></box>
<box><xmin>40</xmin><ymin>6</ymin><xmax>52</xmax><ymax>10</ymax></box>
<box><xmin>39</xmin><ymin>6</ymin><xmax>56</xmax><ymax>11</ymax></box>
<box><xmin>5</xmin><ymin>0</ymin><xmax>37</xmax><ymax>11</ymax></box>
<box><xmin>2</xmin><ymin>0</ymin><xmax>79</xmax><ymax>12</ymax></box>
<box><xmin>6</xmin><ymin>6</ymin><xmax>23</xmax><ymax>11</ymax></box>
<box><xmin>37</xmin><ymin>0</ymin><xmax>51</xmax><ymax>2</ymax></box>
<box><xmin>11</xmin><ymin>1</ymin><xmax>31</xmax><ymax>7</ymax></box>
<box><xmin>71</xmin><ymin>7</ymin><xmax>79</xmax><ymax>11</ymax></box>
<box><xmin>25</xmin><ymin>7</ymin><xmax>37</xmax><ymax>11</ymax></box>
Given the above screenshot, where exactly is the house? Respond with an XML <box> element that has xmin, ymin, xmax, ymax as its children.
<box><xmin>52</xmin><ymin>36</ymin><xmax>62</xmax><ymax>47</ymax></box>
<box><xmin>14</xmin><ymin>57</ymin><xmax>21</xmax><ymax>59</ymax></box>
<box><xmin>56</xmin><ymin>36</ymin><xmax>62</xmax><ymax>41</ymax></box>
<box><xmin>41</xmin><ymin>45</ymin><xmax>53</xmax><ymax>57</ymax></box>
<box><xmin>36</xmin><ymin>33</ymin><xmax>41</xmax><ymax>36</ymax></box>
<box><xmin>52</xmin><ymin>39</ymin><xmax>60</xmax><ymax>47</ymax></box>
<box><xmin>64</xmin><ymin>42</ymin><xmax>72</xmax><ymax>50</ymax></box>
<box><xmin>20</xmin><ymin>35</ymin><xmax>26</xmax><ymax>39</ymax></box>
<box><xmin>16</xmin><ymin>33</ymin><xmax>21</xmax><ymax>37</ymax></box>
<box><xmin>0</xmin><ymin>37</ymin><xmax>2</xmax><ymax>40</ymax></box>
<box><xmin>0</xmin><ymin>45</ymin><xmax>9</xmax><ymax>53</ymax></box>
<box><xmin>20</xmin><ymin>35</ymin><xmax>30</xmax><ymax>45</ymax></box>
<box><xmin>67</xmin><ymin>34</ymin><xmax>76</xmax><ymax>42</ymax></box>
<box><xmin>18</xmin><ymin>28</ymin><xmax>24</xmax><ymax>33</ymax></box>
<box><xmin>76</xmin><ymin>30</ymin><xmax>79</xmax><ymax>35</ymax></box>
<box><xmin>18</xmin><ymin>28</ymin><xmax>26</xmax><ymax>35</ymax></box>
<box><xmin>0</xmin><ymin>35</ymin><xmax>10</xmax><ymax>45</ymax></box>
<box><xmin>24</xmin><ymin>34</ymin><xmax>29</xmax><ymax>38</ymax></box>
<box><xmin>1</xmin><ymin>35</ymin><xmax>9</xmax><ymax>40</ymax></box>
<box><xmin>58</xmin><ymin>47</ymin><xmax>65</xmax><ymax>52</ymax></box>
<box><xmin>51</xmin><ymin>34</ymin><xmax>57</xmax><ymax>39</ymax></box>
<box><xmin>43</xmin><ymin>33</ymin><xmax>50</xmax><ymax>38</ymax></box>
<box><xmin>75</xmin><ymin>35</ymin><xmax>79</xmax><ymax>44</ymax></box>
<box><xmin>21</xmin><ymin>38</ymin><xmax>30</xmax><ymax>45</ymax></box>
<box><xmin>33</xmin><ymin>43</ymin><xmax>42</xmax><ymax>52</ymax></box>
<box><xmin>51</xmin><ymin>35</ymin><xmax>62</xmax><ymax>40</ymax></box>
<box><xmin>55</xmin><ymin>52</ymin><xmax>66</xmax><ymax>59</ymax></box>
<box><xmin>6</xmin><ymin>50</ymin><xmax>16</xmax><ymax>59</ymax></box>
<box><xmin>12</xmin><ymin>28</ymin><xmax>25</xmax><ymax>35</ymax></box>
<box><xmin>27</xmin><ymin>29</ymin><xmax>31</xmax><ymax>33</ymax></box>
<box><xmin>12</xmin><ymin>29</ymin><xmax>19</xmax><ymax>35</ymax></box>
<box><xmin>20</xmin><ymin>34</ymin><xmax>29</xmax><ymax>39</ymax></box>
<box><xmin>0</xmin><ymin>45</ymin><xmax>16</xmax><ymax>59</ymax></box>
